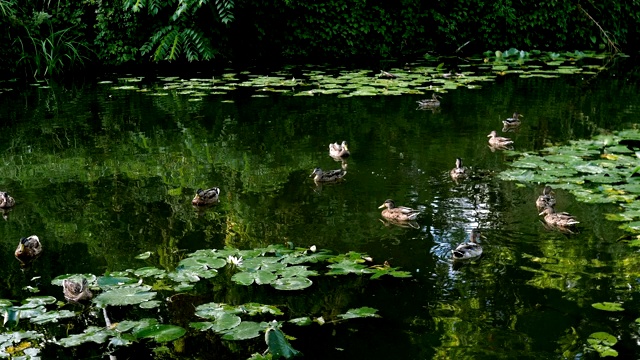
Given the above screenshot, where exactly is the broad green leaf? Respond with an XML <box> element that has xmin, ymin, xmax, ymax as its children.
<box><xmin>30</xmin><ymin>310</ymin><xmax>76</xmax><ymax>324</ymax></box>
<box><xmin>338</xmin><ymin>307</ymin><xmax>380</xmax><ymax>319</ymax></box>
<box><xmin>265</xmin><ymin>325</ymin><xmax>301</xmax><ymax>359</ymax></box>
<box><xmin>57</xmin><ymin>326</ymin><xmax>114</xmax><ymax>347</ymax></box>
<box><xmin>134</xmin><ymin>267</ymin><xmax>166</xmax><ymax>278</ymax></box>
<box><xmin>134</xmin><ymin>324</ymin><xmax>186</xmax><ymax>342</ymax></box>
<box><xmin>592</xmin><ymin>302</ymin><xmax>624</xmax><ymax>311</ymax></box>
<box><xmin>271</xmin><ymin>277</ymin><xmax>313</xmax><ymax>290</ymax></box>
<box><xmin>289</xmin><ymin>317</ymin><xmax>312</xmax><ymax>326</ymax></box>
<box><xmin>94</xmin><ymin>286</ymin><xmax>156</xmax><ymax>307</ymax></box>
<box><xmin>135</xmin><ymin>251</ymin><xmax>152</xmax><ymax>259</ymax></box>
<box><xmin>222</xmin><ymin>321</ymin><xmax>266</xmax><ymax>340</ymax></box>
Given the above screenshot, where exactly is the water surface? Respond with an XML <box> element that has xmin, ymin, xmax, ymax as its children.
<box><xmin>0</xmin><ymin>66</ymin><xmax>639</xmax><ymax>359</ymax></box>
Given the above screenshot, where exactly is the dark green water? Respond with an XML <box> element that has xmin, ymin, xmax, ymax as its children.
<box><xmin>1</xmin><ymin>67</ymin><xmax>640</xmax><ymax>359</ymax></box>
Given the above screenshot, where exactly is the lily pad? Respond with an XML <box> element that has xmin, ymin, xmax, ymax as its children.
<box><xmin>592</xmin><ymin>302</ymin><xmax>624</xmax><ymax>311</ymax></box>
<box><xmin>57</xmin><ymin>326</ymin><xmax>114</xmax><ymax>347</ymax></box>
<box><xmin>134</xmin><ymin>324</ymin><xmax>186</xmax><ymax>343</ymax></box>
<box><xmin>271</xmin><ymin>277</ymin><xmax>313</xmax><ymax>290</ymax></box>
<box><xmin>222</xmin><ymin>321</ymin><xmax>266</xmax><ymax>340</ymax></box>
<box><xmin>30</xmin><ymin>310</ymin><xmax>76</xmax><ymax>325</ymax></box>
<box><xmin>337</xmin><ymin>307</ymin><xmax>380</xmax><ymax>319</ymax></box>
<box><xmin>94</xmin><ymin>286</ymin><xmax>156</xmax><ymax>307</ymax></box>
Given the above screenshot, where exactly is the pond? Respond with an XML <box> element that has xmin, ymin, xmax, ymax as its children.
<box><xmin>1</xmin><ymin>56</ymin><xmax>640</xmax><ymax>359</ymax></box>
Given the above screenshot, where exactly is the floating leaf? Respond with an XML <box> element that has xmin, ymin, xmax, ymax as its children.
<box><xmin>30</xmin><ymin>310</ymin><xmax>76</xmax><ymax>325</ymax></box>
<box><xmin>58</xmin><ymin>326</ymin><xmax>114</xmax><ymax>347</ymax></box>
<box><xmin>135</xmin><ymin>251</ymin><xmax>152</xmax><ymax>260</ymax></box>
<box><xmin>592</xmin><ymin>302</ymin><xmax>624</xmax><ymax>312</ymax></box>
<box><xmin>288</xmin><ymin>317</ymin><xmax>312</xmax><ymax>326</ymax></box>
<box><xmin>222</xmin><ymin>321</ymin><xmax>266</xmax><ymax>340</ymax></box>
<box><xmin>134</xmin><ymin>324</ymin><xmax>186</xmax><ymax>342</ymax></box>
<box><xmin>94</xmin><ymin>286</ymin><xmax>156</xmax><ymax>307</ymax></box>
<box><xmin>271</xmin><ymin>277</ymin><xmax>313</xmax><ymax>290</ymax></box>
<box><xmin>134</xmin><ymin>267</ymin><xmax>166</xmax><ymax>278</ymax></box>
<box><xmin>337</xmin><ymin>307</ymin><xmax>380</xmax><ymax>319</ymax></box>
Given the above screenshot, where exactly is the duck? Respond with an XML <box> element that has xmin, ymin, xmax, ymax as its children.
<box><xmin>379</xmin><ymin>70</ymin><xmax>398</xmax><ymax>79</ymax></box>
<box><xmin>0</xmin><ymin>192</ymin><xmax>15</xmax><ymax>208</ymax></box>
<box><xmin>15</xmin><ymin>235</ymin><xmax>42</xmax><ymax>265</ymax></box>
<box><xmin>502</xmin><ymin>112</ymin><xmax>523</xmax><ymax>127</ymax></box>
<box><xmin>378</xmin><ymin>199</ymin><xmax>420</xmax><ymax>221</ymax></box>
<box><xmin>536</xmin><ymin>186</ymin><xmax>556</xmax><ymax>211</ymax></box>
<box><xmin>329</xmin><ymin>141</ymin><xmax>350</xmax><ymax>158</ymax></box>
<box><xmin>452</xmin><ymin>229</ymin><xmax>483</xmax><ymax>260</ymax></box>
<box><xmin>192</xmin><ymin>187</ymin><xmax>220</xmax><ymax>206</ymax></box>
<box><xmin>309</xmin><ymin>167</ymin><xmax>347</xmax><ymax>182</ymax></box>
<box><xmin>539</xmin><ymin>207</ymin><xmax>579</xmax><ymax>227</ymax></box>
<box><xmin>62</xmin><ymin>278</ymin><xmax>93</xmax><ymax>302</ymax></box>
<box><xmin>416</xmin><ymin>93</ymin><xmax>442</xmax><ymax>108</ymax></box>
<box><xmin>450</xmin><ymin>158</ymin><xmax>468</xmax><ymax>180</ymax></box>
<box><xmin>487</xmin><ymin>130</ymin><xmax>514</xmax><ymax>149</ymax></box>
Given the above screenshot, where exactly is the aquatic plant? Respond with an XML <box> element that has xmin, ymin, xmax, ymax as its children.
<box><xmin>499</xmin><ymin>129</ymin><xmax>640</xmax><ymax>237</ymax></box>
<box><xmin>0</xmin><ymin>245</ymin><xmax>407</xmax><ymax>358</ymax></box>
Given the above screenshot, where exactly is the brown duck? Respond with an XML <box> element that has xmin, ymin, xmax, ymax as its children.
<box><xmin>378</xmin><ymin>199</ymin><xmax>420</xmax><ymax>221</ymax></box>
<box><xmin>63</xmin><ymin>278</ymin><xmax>93</xmax><ymax>302</ymax></box>
<box><xmin>15</xmin><ymin>235</ymin><xmax>42</xmax><ymax>265</ymax></box>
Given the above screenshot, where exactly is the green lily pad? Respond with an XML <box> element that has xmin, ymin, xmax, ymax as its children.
<box><xmin>94</xmin><ymin>286</ymin><xmax>156</xmax><ymax>307</ymax></box>
<box><xmin>592</xmin><ymin>302</ymin><xmax>624</xmax><ymax>311</ymax></box>
<box><xmin>134</xmin><ymin>324</ymin><xmax>186</xmax><ymax>342</ymax></box>
<box><xmin>289</xmin><ymin>317</ymin><xmax>312</xmax><ymax>326</ymax></box>
<box><xmin>96</xmin><ymin>276</ymin><xmax>138</xmax><ymax>288</ymax></box>
<box><xmin>30</xmin><ymin>310</ymin><xmax>76</xmax><ymax>324</ymax></box>
<box><xmin>271</xmin><ymin>277</ymin><xmax>313</xmax><ymax>290</ymax></box>
<box><xmin>57</xmin><ymin>326</ymin><xmax>114</xmax><ymax>347</ymax></box>
<box><xmin>231</xmin><ymin>270</ymin><xmax>277</xmax><ymax>286</ymax></box>
<box><xmin>337</xmin><ymin>307</ymin><xmax>380</xmax><ymax>319</ymax></box>
<box><xmin>179</xmin><ymin>256</ymin><xmax>227</xmax><ymax>269</ymax></box>
<box><xmin>210</xmin><ymin>313</ymin><xmax>242</xmax><ymax>332</ymax></box>
<box><xmin>277</xmin><ymin>266</ymin><xmax>318</xmax><ymax>278</ymax></box>
<box><xmin>222</xmin><ymin>321</ymin><xmax>266</xmax><ymax>340</ymax></box>
<box><xmin>134</xmin><ymin>267</ymin><xmax>166</xmax><ymax>278</ymax></box>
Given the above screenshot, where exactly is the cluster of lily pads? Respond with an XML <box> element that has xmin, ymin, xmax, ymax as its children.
<box><xmin>94</xmin><ymin>49</ymin><xmax>620</xmax><ymax>101</ymax></box>
<box><xmin>499</xmin><ymin>129</ymin><xmax>640</xmax><ymax>236</ymax></box>
<box><xmin>0</xmin><ymin>244</ymin><xmax>408</xmax><ymax>359</ymax></box>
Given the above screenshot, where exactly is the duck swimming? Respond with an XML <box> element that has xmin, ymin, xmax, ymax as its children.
<box><xmin>309</xmin><ymin>167</ymin><xmax>347</xmax><ymax>183</ymax></box>
<box><xmin>378</xmin><ymin>199</ymin><xmax>420</xmax><ymax>221</ymax></box>
<box><xmin>416</xmin><ymin>93</ymin><xmax>442</xmax><ymax>108</ymax></box>
<box><xmin>63</xmin><ymin>278</ymin><xmax>93</xmax><ymax>302</ymax></box>
<box><xmin>450</xmin><ymin>158</ymin><xmax>468</xmax><ymax>180</ymax></box>
<box><xmin>0</xmin><ymin>192</ymin><xmax>15</xmax><ymax>208</ymax></box>
<box><xmin>539</xmin><ymin>207</ymin><xmax>579</xmax><ymax>228</ymax></box>
<box><xmin>502</xmin><ymin>112</ymin><xmax>523</xmax><ymax>127</ymax></box>
<box><xmin>536</xmin><ymin>186</ymin><xmax>556</xmax><ymax>211</ymax></box>
<box><xmin>487</xmin><ymin>130</ymin><xmax>514</xmax><ymax>149</ymax></box>
<box><xmin>15</xmin><ymin>235</ymin><xmax>42</xmax><ymax>266</ymax></box>
<box><xmin>329</xmin><ymin>141</ymin><xmax>350</xmax><ymax>158</ymax></box>
<box><xmin>192</xmin><ymin>187</ymin><xmax>220</xmax><ymax>206</ymax></box>
<box><xmin>452</xmin><ymin>229</ymin><xmax>483</xmax><ymax>260</ymax></box>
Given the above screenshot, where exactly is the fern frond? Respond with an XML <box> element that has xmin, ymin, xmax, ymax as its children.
<box><xmin>216</xmin><ymin>0</ymin><xmax>234</xmax><ymax>24</ymax></box>
<box><xmin>142</xmin><ymin>25</ymin><xmax>215</xmax><ymax>61</ymax></box>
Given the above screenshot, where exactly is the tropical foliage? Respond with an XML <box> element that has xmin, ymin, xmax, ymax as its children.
<box><xmin>1</xmin><ymin>0</ymin><xmax>639</xmax><ymax>77</ymax></box>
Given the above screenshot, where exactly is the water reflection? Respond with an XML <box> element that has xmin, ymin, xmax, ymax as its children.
<box><xmin>0</xmin><ymin>71</ymin><xmax>638</xmax><ymax>358</ymax></box>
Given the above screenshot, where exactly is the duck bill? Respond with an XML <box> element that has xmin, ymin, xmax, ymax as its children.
<box><xmin>378</xmin><ymin>204</ymin><xmax>386</xmax><ymax>209</ymax></box>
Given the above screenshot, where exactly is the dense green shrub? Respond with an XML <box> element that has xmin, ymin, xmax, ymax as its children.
<box><xmin>1</xmin><ymin>0</ymin><xmax>639</xmax><ymax>77</ymax></box>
